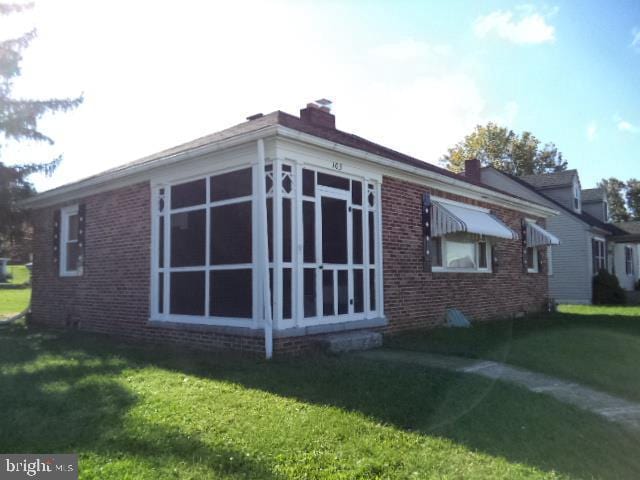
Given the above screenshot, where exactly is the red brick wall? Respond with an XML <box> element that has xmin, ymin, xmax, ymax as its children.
<box><xmin>30</xmin><ymin>176</ymin><xmax>548</xmax><ymax>355</ymax></box>
<box><xmin>30</xmin><ymin>182</ymin><xmax>274</xmax><ymax>355</ymax></box>
<box><xmin>381</xmin><ymin>175</ymin><xmax>548</xmax><ymax>334</ymax></box>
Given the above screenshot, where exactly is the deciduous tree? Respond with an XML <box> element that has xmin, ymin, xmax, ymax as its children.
<box><xmin>598</xmin><ymin>178</ymin><xmax>630</xmax><ymax>222</ymax></box>
<box><xmin>442</xmin><ymin>122</ymin><xmax>567</xmax><ymax>176</ymax></box>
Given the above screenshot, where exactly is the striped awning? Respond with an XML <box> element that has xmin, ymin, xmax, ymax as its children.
<box><xmin>526</xmin><ymin>221</ymin><xmax>560</xmax><ymax>247</ymax></box>
<box><xmin>431</xmin><ymin>201</ymin><xmax>519</xmax><ymax>240</ymax></box>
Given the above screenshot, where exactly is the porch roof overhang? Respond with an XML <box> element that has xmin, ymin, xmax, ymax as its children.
<box><xmin>526</xmin><ymin>221</ymin><xmax>560</xmax><ymax>247</ymax></box>
<box><xmin>431</xmin><ymin>201</ymin><xmax>519</xmax><ymax>240</ymax></box>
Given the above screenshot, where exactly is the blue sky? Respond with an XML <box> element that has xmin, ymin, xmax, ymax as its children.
<box><xmin>2</xmin><ymin>0</ymin><xmax>639</xmax><ymax>191</ymax></box>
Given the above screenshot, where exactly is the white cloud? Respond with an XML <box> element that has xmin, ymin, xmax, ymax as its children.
<box><xmin>474</xmin><ymin>8</ymin><xmax>556</xmax><ymax>44</ymax></box>
<box><xmin>631</xmin><ymin>28</ymin><xmax>640</xmax><ymax>51</ymax></box>
<box><xmin>586</xmin><ymin>121</ymin><xmax>597</xmax><ymax>141</ymax></box>
<box><xmin>617</xmin><ymin>120</ymin><xmax>639</xmax><ymax>134</ymax></box>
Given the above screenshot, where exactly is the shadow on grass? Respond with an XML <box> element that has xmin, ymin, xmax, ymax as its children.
<box><xmin>0</xmin><ymin>323</ymin><xmax>280</xmax><ymax>479</ymax></box>
<box><xmin>2</xmin><ymin>321</ymin><xmax>640</xmax><ymax>479</ymax></box>
<box><xmin>385</xmin><ymin>310</ymin><xmax>640</xmax><ymax>359</ymax></box>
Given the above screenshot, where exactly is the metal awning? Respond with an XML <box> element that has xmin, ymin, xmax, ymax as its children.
<box><xmin>431</xmin><ymin>201</ymin><xmax>519</xmax><ymax>240</ymax></box>
<box><xmin>526</xmin><ymin>221</ymin><xmax>560</xmax><ymax>247</ymax></box>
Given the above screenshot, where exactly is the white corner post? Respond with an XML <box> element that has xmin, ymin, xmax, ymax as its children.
<box><xmin>257</xmin><ymin>139</ymin><xmax>273</xmax><ymax>359</ymax></box>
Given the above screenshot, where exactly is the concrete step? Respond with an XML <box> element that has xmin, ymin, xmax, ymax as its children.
<box><xmin>320</xmin><ymin>330</ymin><xmax>383</xmax><ymax>354</ymax></box>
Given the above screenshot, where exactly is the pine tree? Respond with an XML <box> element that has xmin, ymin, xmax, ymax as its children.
<box><xmin>0</xmin><ymin>2</ymin><xmax>83</xmax><ymax>255</ymax></box>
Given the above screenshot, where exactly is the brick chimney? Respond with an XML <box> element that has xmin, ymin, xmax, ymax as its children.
<box><xmin>464</xmin><ymin>159</ymin><xmax>481</xmax><ymax>183</ymax></box>
<box><xmin>300</xmin><ymin>99</ymin><xmax>335</xmax><ymax>129</ymax></box>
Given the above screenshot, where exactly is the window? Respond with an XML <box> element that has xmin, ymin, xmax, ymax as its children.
<box><xmin>573</xmin><ymin>177</ymin><xmax>581</xmax><ymax>211</ymax></box>
<box><xmin>592</xmin><ymin>238</ymin><xmax>606</xmax><ymax>274</ymax></box>
<box><xmin>60</xmin><ymin>205</ymin><xmax>81</xmax><ymax>276</ymax></box>
<box><xmin>625</xmin><ymin>246</ymin><xmax>634</xmax><ymax>275</ymax></box>
<box><xmin>432</xmin><ymin>234</ymin><xmax>491</xmax><ymax>272</ymax></box>
<box><xmin>526</xmin><ymin>247</ymin><xmax>538</xmax><ymax>273</ymax></box>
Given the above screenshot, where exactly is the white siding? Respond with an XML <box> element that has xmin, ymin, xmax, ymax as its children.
<box><xmin>614</xmin><ymin>243</ymin><xmax>639</xmax><ymax>291</ymax></box>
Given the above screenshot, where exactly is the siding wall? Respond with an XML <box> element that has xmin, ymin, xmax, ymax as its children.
<box><xmin>541</xmin><ymin>186</ymin><xmax>577</xmax><ymax>213</ymax></box>
<box><xmin>614</xmin><ymin>243</ymin><xmax>640</xmax><ymax>291</ymax></box>
<box><xmin>583</xmin><ymin>201</ymin><xmax>606</xmax><ymax>222</ymax></box>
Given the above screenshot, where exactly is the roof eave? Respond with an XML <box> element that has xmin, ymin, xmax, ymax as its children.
<box><xmin>275</xmin><ymin>126</ymin><xmax>558</xmax><ymax>218</ymax></box>
<box><xmin>19</xmin><ymin>124</ymin><xmax>281</xmax><ymax>209</ymax></box>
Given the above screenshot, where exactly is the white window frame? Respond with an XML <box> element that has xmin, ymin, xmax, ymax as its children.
<box><xmin>60</xmin><ymin>204</ymin><xmax>81</xmax><ymax>277</ymax></box>
<box><xmin>432</xmin><ymin>234</ymin><xmax>492</xmax><ymax>273</ymax></box>
<box><xmin>573</xmin><ymin>177</ymin><xmax>581</xmax><ymax>212</ymax></box>
<box><xmin>149</xmin><ymin>157</ymin><xmax>384</xmax><ymax>330</ymax></box>
<box><xmin>526</xmin><ymin>246</ymin><xmax>539</xmax><ymax>273</ymax></box>
<box><xmin>592</xmin><ymin>237</ymin><xmax>606</xmax><ymax>274</ymax></box>
<box><xmin>625</xmin><ymin>246</ymin><xmax>634</xmax><ymax>276</ymax></box>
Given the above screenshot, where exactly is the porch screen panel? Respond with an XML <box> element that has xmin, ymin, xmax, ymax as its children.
<box><xmin>303</xmin><ymin>268</ymin><xmax>316</xmax><ymax>317</ymax></box>
<box><xmin>209</xmin><ymin>269</ymin><xmax>252</xmax><ymax>318</ymax></box>
<box><xmin>170</xmin><ymin>271</ymin><xmax>205</xmax><ymax>315</ymax></box>
<box><xmin>210</xmin><ymin>202</ymin><xmax>252</xmax><ymax>265</ymax></box>
<box><xmin>159</xmin><ymin>166</ymin><xmax>254</xmax><ymax>321</ymax></box>
<box><xmin>171</xmin><ymin>210</ymin><xmax>206</xmax><ymax>267</ymax></box>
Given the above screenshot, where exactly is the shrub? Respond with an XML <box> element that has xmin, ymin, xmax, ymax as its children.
<box><xmin>592</xmin><ymin>269</ymin><xmax>626</xmax><ymax>305</ymax></box>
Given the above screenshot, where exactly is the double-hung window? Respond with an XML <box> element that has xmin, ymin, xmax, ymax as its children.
<box><xmin>432</xmin><ymin>233</ymin><xmax>491</xmax><ymax>272</ymax></box>
<box><xmin>60</xmin><ymin>205</ymin><xmax>81</xmax><ymax>276</ymax></box>
<box><xmin>592</xmin><ymin>238</ymin><xmax>606</xmax><ymax>274</ymax></box>
<box><xmin>625</xmin><ymin>246</ymin><xmax>634</xmax><ymax>275</ymax></box>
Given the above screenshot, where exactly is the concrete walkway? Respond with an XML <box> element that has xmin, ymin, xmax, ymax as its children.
<box><xmin>360</xmin><ymin>349</ymin><xmax>640</xmax><ymax>430</ymax></box>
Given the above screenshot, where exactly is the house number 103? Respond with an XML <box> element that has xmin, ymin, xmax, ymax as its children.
<box><xmin>332</xmin><ymin>161</ymin><xmax>343</xmax><ymax>171</ymax></box>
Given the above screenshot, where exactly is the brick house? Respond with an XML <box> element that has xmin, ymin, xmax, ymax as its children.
<box><xmin>23</xmin><ymin>101</ymin><xmax>559</xmax><ymax>356</ymax></box>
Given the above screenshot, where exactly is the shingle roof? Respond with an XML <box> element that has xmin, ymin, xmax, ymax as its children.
<box><xmin>485</xmin><ymin>167</ymin><xmax>619</xmax><ymax>233</ymax></box>
<box><xmin>613</xmin><ymin>221</ymin><xmax>640</xmax><ymax>235</ymax></box>
<box><xmin>581</xmin><ymin>188</ymin><xmax>605</xmax><ymax>203</ymax></box>
<box><xmin>519</xmin><ymin>169</ymin><xmax>577</xmax><ymax>189</ymax></box>
<box><xmin>32</xmin><ymin>108</ymin><xmax>548</xmax><ymax>209</ymax></box>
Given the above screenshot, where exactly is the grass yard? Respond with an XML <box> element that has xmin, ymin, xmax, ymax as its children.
<box><xmin>1</xmin><ymin>321</ymin><xmax>640</xmax><ymax>479</ymax></box>
<box><xmin>0</xmin><ymin>265</ymin><xmax>31</xmax><ymax>318</ymax></box>
<box><xmin>6</xmin><ymin>264</ymin><xmax>31</xmax><ymax>285</ymax></box>
<box><xmin>387</xmin><ymin>305</ymin><xmax>640</xmax><ymax>403</ymax></box>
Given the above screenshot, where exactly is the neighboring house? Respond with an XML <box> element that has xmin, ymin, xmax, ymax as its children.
<box><xmin>610</xmin><ymin>221</ymin><xmax>640</xmax><ymax>291</ymax></box>
<box><xmin>481</xmin><ymin>168</ymin><xmax>616</xmax><ymax>304</ymax></box>
<box><xmin>23</xmin><ymin>101</ymin><xmax>558</xmax><ymax>356</ymax></box>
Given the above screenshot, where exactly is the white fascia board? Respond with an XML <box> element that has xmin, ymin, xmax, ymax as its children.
<box><xmin>22</xmin><ymin>121</ymin><xmax>557</xmax><ymax>218</ymax></box>
<box><xmin>274</xmin><ymin>126</ymin><xmax>559</xmax><ymax>218</ymax></box>
<box><xmin>20</xmin><ymin>124</ymin><xmax>280</xmax><ymax>209</ymax></box>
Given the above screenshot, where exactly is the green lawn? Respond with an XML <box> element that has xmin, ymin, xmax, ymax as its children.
<box><xmin>0</xmin><ymin>265</ymin><xmax>31</xmax><ymax>317</ymax></box>
<box><xmin>1</xmin><ymin>322</ymin><xmax>640</xmax><ymax>479</ymax></box>
<box><xmin>6</xmin><ymin>264</ymin><xmax>30</xmax><ymax>285</ymax></box>
<box><xmin>387</xmin><ymin>305</ymin><xmax>640</xmax><ymax>403</ymax></box>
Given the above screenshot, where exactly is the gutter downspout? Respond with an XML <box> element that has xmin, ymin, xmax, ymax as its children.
<box><xmin>257</xmin><ymin>139</ymin><xmax>273</xmax><ymax>359</ymax></box>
